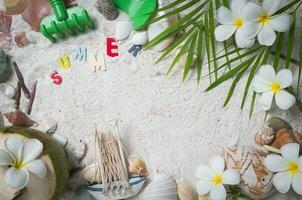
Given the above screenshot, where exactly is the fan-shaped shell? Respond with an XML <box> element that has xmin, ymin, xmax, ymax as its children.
<box><xmin>254</xmin><ymin>127</ymin><xmax>275</xmax><ymax>146</ymax></box>
<box><xmin>177</xmin><ymin>179</ymin><xmax>195</xmax><ymax>200</ymax></box>
<box><xmin>221</xmin><ymin>146</ymin><xmax>275</xmax><ymax>199</ymax></box>
<box><xmin>142</xmin><ymin>174</ymin><xmax>177</xmax><ymax>200</ymax></box>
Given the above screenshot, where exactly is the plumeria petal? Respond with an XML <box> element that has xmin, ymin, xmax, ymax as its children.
<box><xmin>281</xmin><ymin>143</ymin><xmax>300</xmax><ymax>161</ymax></box>
<box><xmin>210</xmin><ymin>155</ymin><xmax>225</xmax><ymax>173</ymax></box>
<box><xmin>253</xmin><ymin>75</ymin><xmax>271</xmax><ymax>93</ymax></box>
<box><xmin>4</xmin><ymin>136</ymin><xmax>24</xmax><ymax>162</ymax></box>
<box><xmin>241</xmin><ymin>22</ymin><xmax>262</xmax><ymax>39</ymax></box>
<box><xmin>5</xmin><ymin>167</ymin><xmax>29</xmax><ymax>190</ymax></box>
<box><xmin>263</xmin><ymin>154</ymin><xmax>287</xmax><ymax>172</ymax></box>
<box><xmin>22</xmin><ymin>139</ymin><xmax>43</xmax><ymax>164</ymax></box>
<box><xmin>276</xmin><ymin>69</ymin><xmax>293</xmax><ymax>89</ymax></box>
<box><xmin>270</xmin><ymin>14</ymin><xmax>292</xmax><ymax>32</ymax></box>
<box><xmin>273</xmin><ymin>171</ymin><xmax>292</xmax><ymax>193</ymax></box>
<box><xmin>292</xmin><ymin>173</ymin><xmax>302</xmax><ymax>195</ymax></box>
<box><xmin>210</xmin><ymin>185</ymin><xmax>227</xmax><ymax>200</ymax></box>
<box><xmin>222</xmin><ymin>169</ymin><xmax>240</xmax><ymax>185</ymax></box>
<box><xmin>25</xmin><ymin>159</ymin><xmax>47</xmax><ymax>179</ymax></box>
<box><xmin>217</xmin><ymin>7</ymin><xmax>235</xmax><ymax>24</ymax></box>
<box><xmin>258</xmin><ymin>25</ymin><xmax>276</xmax><ymax>46</ymax></box>
<box><xmin>0</xmin><ymin>150</ymin><xmax>13</xmax><ymax>165</ymax></box>
<box><xmin>196</xmin><ymin>165</ymin><xmax>214</xmax><ymax>181</ymax></box>
<box><xmin>215</xmin><ymin>25</ymin><xmax>236</xmax><ymax>42</ymax></box>
<box><xmin>275</xmin><ymin>90</ymin><xmax>296</xmax><ymax>110</ymax></box>
<box><xmin>298</xmin><ymin>157</ymin><xmax>302</xmax><ymax>172</ymax></box>
<box><xmin>230</xmin><ymin>0</ymin><xmax>247</xmax><ymax>16</ymax></box>
<box><xmin>243</xmin><ymin>2</ymin><xmax>262</xmax><ymax>21</ymax></box>
<box><xmin>262</xmin><ymin>0</ymin><xmax>282</xmax><ymax>15</ymax></box>
<box><xmin>258</xmin><ymin>65</ymin><xmax>276</xmax><ymax>82</ymax></box>
<box><xmin>235</xmin><ymin>28</ymin><xmax>255</xmax><ymax>48</ymax></box>
<box><xmin>259</xmin><ymin>91</ymin><xmax>274</xmax><ymax>111</ymax></box>
<box><xmin>196</xmin><ymin>180</ymin><xmax>213</xmax><ymax>195</ymax></box>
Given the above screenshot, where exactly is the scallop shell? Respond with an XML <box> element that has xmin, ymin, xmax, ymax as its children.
<box><xmin>132</xmin><ymin>31</ymin><xmax>148</xmax><ymax>45</ymax></box>
<box><xmin>254</xmin><ymin>127</ymin><xmax>275</xmax><ymax>146</ymax></box>
<box><xmin>221</xmin><ymin>146</ymin><xmax>275</xmax><ymax>199</ymax></box>
<box><xmin>4</xmin><ymin>0</ymin><xmax>29</xmax><ymax>15</ymax></box>
<box><xmin>267</xmin><ymin>117</ymin><xmax>292</xmax><ymax>132</ymax></box>
<box><xmin>0</xmin><ymin>83</ymin><xmax>16</xmax><ymax>99</ymax></box>
<box><xmin>115</xmin><ymin>21</ymin><xmax>132</xmax><ymax>41</ymax></box>
<box><xmin>142</xmin><ymin>174</ymin><xmax>177</xmax><ymax>200</ymax></box>
<box><xmin>128</xmin><ymin>158</ymin><xmax>148</xmax><ymax>177</ymax></box>
<box><xmin>270</xmin><ymin>128</ymin><xmax>302</xmax><ymax>149</ymax></box>
<box><xmin>177</xmin><ymin>179</ymin><xmax>195</xmax><ymax>200</ymax></box>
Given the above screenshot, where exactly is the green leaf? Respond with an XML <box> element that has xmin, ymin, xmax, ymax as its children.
<box><xmin>223</xmin><ymin>42</ymin><xmax>231</xmax><ymax>70</ymax></box>
<box><xmin>204</xmin><ymin>13</ymin><xmax>212</xmax><ymax>83</ymax></box>
<box><xmin>205</xmin><ymin>56</ymin><xmax>256</xmax><ymax>91</ymax></box>
<box><xmin>272</xmin><ymin>33</ymin><xmax>284</xmax><ymax>70</ymax></box>
<box><xmin>196</xmin><ymin>26</ymin><xmax>204</xmax><ymax>83</ymax></box>
<box><xmin>298</xmin><ymin>18</ymin><xmax>302</xmax><ymax>94</ymax></box>
<box><xmin>158</xmin><ymin>0</ymin><xmax>186</xmax><ymax>11</ymax></box>
<box><xmin>286</xmin><ymin>13</ymin><xmax>296</xmax><ymax>68</ymax></box>
<box><xmin>274</xmin><ymin>0</ymin><xmax>301</xmax><ymax>15</ymax></box>
<box><xmin>208</xmin><ymin>1</ymin><xmax>218</xmax><ymax>79</ymax></box>
<box><xmin>224</xmin><ymin>64</ymin><xmax>249</xmax><ymax>106</ymax></box>
<box><xmin>249</xmin><ymin>92</ymin><xmax>257</xmax><ymax>118</ymax></box>
<box><xmin>183</xmin><ymin>31</ymin><xmax>198</xmax><ymax>81</ymax></box>
<box><xmin>166</xmin><ymin>30</ymin><xmax>197</xmax><ymax>75</ymax></box>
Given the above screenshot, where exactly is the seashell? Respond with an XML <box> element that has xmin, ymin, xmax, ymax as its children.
<box><xmin>221</xmin><ymin>146</ymin><xmax>275</xmax><ymax>199</ymax></box>
<box><xmin>128</xmin><ymin>158</ymin><xmax>148</xmax><ymax>177</ymax></box>
<box><xmin>0</xmin><ymin>83</ymin><xmax>16</xmax><ymax>99</ymax></box>
<box><xmin>199</xmin><ymin>195</ymin><xmax>209</xmax><ymax>200</ymax></box>
<box><xmin>147</xmin><ymin>0</ymin><xmax>178</xmax><ymax>51</ymax></box>
<box><xmin>4</xmin><ymin>0</ymin><xmax>29</xmax><ymax>15</ymax></box>
<box><xmin>4</xmin><ymin>111</ymin><xmax>36</xmax><ymax>127</ymax></box>
<box><xmin>254</xmin><ymin>127</ymin><xmax>275</xmax><ymax>146</ymax></box>
<box><xmin>95</xmin><ymin>0</ymin><xmax>119</xmax><ymax>21</ymax></box>
<box><xmin>266</xmin><ymin>117</ymin><xmax>292</xmax><ymax>132</ymax></box>
<box><xmin>177</xmin><ymin>179</ymin><xmax>195</xmax><ymax>200</ymax></box>
<box><xmin>115</xmin><ymin>21</ymin><xmax>132</xmax><ymax>41</ymax></box>
<box><xmin>132</xmin><ymin>31</ymin><xmax>148</xmax><ymax>45</ymax></box>
<box><xmin>142</xmin><ymin>174</ymin><xmax>177</xmax><ymax>200</ymax></box>
<box><xmin>80</xmin><ymin>163</ymin><xmax>97</xmax><ymax>183</ymax></box>
<box><xmin>270</xmin><ymin>128</ymin><xmax>302</xmax><ymax>149</ymax></box>
<box><xmin>178</xmin><ymin>52</ymin><xmax>197</xmax><ymax>69</ymax></box>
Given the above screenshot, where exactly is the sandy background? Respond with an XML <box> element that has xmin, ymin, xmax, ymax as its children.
<box><xmin>1</xmin><ymin>0</ymin><xmax>302</xmax><ymax>199</ymax></box>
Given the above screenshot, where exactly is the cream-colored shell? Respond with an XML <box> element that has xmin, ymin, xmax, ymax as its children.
<box><xmin>177</xmin><ymin>179</ymin><xmax>196</xmax><ymax>200</ymax></box>
<box><xmin>142</xmin><ymin>174</ymin><xmax>177</xmax><ymax>200</ymax></box>
<box><xmin>80</xmin><ymin>164</ymin><xmax>97</xmax><ymax>183</ymax></box>
<box><xmin>221</xmin><ymin>146</ymin><xmax>275</xmax><ymax>199</ymax></box>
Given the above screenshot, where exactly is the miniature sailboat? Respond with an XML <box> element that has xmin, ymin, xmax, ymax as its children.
<box><xmin>86</xmin><ymin>127</ymin><xmax>146</xmax><ymax>200</ymax></box>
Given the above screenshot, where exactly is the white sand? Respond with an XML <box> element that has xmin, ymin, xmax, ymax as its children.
<box><xmin>1</xmin><ymin>0</ymin><xmax>302</xmax><ymax>199</ymax></box>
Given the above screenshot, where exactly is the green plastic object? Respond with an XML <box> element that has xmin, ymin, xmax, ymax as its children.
<box><xmin>113</xmin><ymin>0</ymin><xmax>157</xmax><ymax>30</ymax></box>
<box><xmin>40</xmin><ymin>0</ymin><xmax>95</xmax><ymax>43</ymax></box>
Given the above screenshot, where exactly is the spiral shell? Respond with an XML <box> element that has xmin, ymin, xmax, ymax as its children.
<box><xmin>270</xmin><ymin>129</ymin><xmax>302</xmax><ymax>149</ymax></box>
<box><xmin>128</xmin><ymin>158</ymin><xmax>148</xmax><ymax>177</ymax></box>
<box><xmin>177</xmin><ymin>179</ymin><xmax>195</xmax><ymax>200</ymax></box>
<box><xmin>4</xmin><ymin>111</ymin><xmax>36</xmax><ymax>127</ymax></box>
<box><xmin>254</xmin><ymin>127</ymin><xmax>275</xmax><ymax>146</ymax></box>
<box><xmin>142</xmin><ymin>174</ymin><xmax>177</xmax><ymax>200</ymax></box>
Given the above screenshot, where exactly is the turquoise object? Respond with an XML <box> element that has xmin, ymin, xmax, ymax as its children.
<box><xmin>113</xmin><ymin>0</ymin><xmax>157</xmax><ymax>30</ymax></box>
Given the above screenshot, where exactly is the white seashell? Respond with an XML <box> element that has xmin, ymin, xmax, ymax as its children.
<box><xmin>142</xmin><ymin>174</ymin><xmax>177</xmax><ymax>200</ymax></box>
<box><xmin>80</xmin><ymin>163</ymin><xmax>97</xmax><ymax>182</ymax></box>
<box><xmin>221</xmin><ymin>146</ymin><xmax>275</xmax><ymax>199</ymax></box>
<box><xmin>177</xmin><ymin>179</ymin><xmax>195</xmax><ymax>200</ymax></box>
<box><xmin>147</xmin><ymin>0</ymin><xmax>178</xmax><ymax>51</ymax></box>
<box><xmin>115</xmin><ymin>21</ymin><xmax>132</xmax><ymax>41</ymax></box>
<box><xmin>0</xmin><ymin>83</ymin><xmax>16</xmax><ymax>99</ymax></box>
<box><xmin>132</xmin><ymin>31</ymin><xmax>148</xmax><ymax>45</ymax></box>
<box><xmin>52</xmin><ymin>133</ymin><xmax>68</xmax><ymax>147</ymax></box>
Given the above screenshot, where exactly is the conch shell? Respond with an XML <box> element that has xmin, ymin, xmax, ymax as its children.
<box><xmin>254</xmin><ymin>127</ymin><xmax>275</xmax><ymax>146</ymax></box>
<box><xmin>270</xmin><ymin>128</ymin><xmax>302</xmax><ymax>149</ymax></box>
<box><xmin>4</xmin><ymin>111</ymin><xmax>36</xmax><ymax>127</ymax></box>
<box><xmin>128</xmin><ymin>158</ymin><xmax>148</xmax><ymax>177</ymax></box>
<box><xmin>4</xmin><ymin>0</ymin><xmax>29</xmax><ymax>15</ymax></box>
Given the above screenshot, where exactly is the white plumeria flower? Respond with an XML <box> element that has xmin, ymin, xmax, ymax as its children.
<box><xmin>196</xmin><ymin>155</ymin><xmax>240</xmax><ymax>200</ymax></box>
<box><xmin>242</xmin><ymin>0</ymin><xmax>292</xmax><ymax>46</ymax></box>
<box><xmin>0</xmin><ymin>136</ymin><xmax>47</xmax><ymax>190</ymax></box>
<box><xmin>214</xmin><ymin>0</ymin><xmax>255</xmax><ymax>48</ymax></box>
<box><xmin>264</xmin><ymin>143</ymin><xmax>302</xmax><ymax>195</ymax></box>
<box><xmin>253</xmin><ymin>65</ymin><xmax>295</xmax><ymax>110</ymax></box>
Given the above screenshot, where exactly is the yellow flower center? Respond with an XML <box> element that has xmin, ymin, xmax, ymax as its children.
<box><xmin>13</xmin><ymin>160</ymin><xmax>25</xmax><ymax>170</ymax></box>
<box><xmin>270</xmin><ymin>82</ymin><xmax>281</xmax><ymax>93</ymax></box>
<box><xmin>234</xmin><ymin>18</ymin><xmax>244</xmax><ymax>28</ymax></box>
<box><xmin>258</xmin><ymin>12</ymin><xmax>270</xmax><ymax>25</ymax></box>
<box><xmin>288</xmin><ymin>161</ymin><xmax>300</xmax><ymax>176</ymax></box>
<box><xmin>213</xmin><ymin>174</ymin><xmax>223</xmax><ymax>186</ymax></box>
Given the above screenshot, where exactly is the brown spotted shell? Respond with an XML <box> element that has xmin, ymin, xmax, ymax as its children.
<box><xmin>254</xmin><ymin>127</ymin><xmax>275</xmax><ymax>146</ymax></box>
<box><xmin>221</xmin><ymin>146</ymin><xmax>275</xmax><ymax>199</ymax></box>
<box><xmin>270</xmin><ymin>128</ymin><xmax>302</xmax><ymax>149</ymax></box>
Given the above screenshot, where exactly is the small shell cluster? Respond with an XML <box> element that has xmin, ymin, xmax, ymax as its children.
<box><xmin>141</xmin><ymin>174</ymin><xmax>177</xmax><ymax>200</ymax></box>
<box><xmin>254</xmin><ymin>127</ymin><xmax>275</xmax><ymax>146</ymax></box>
